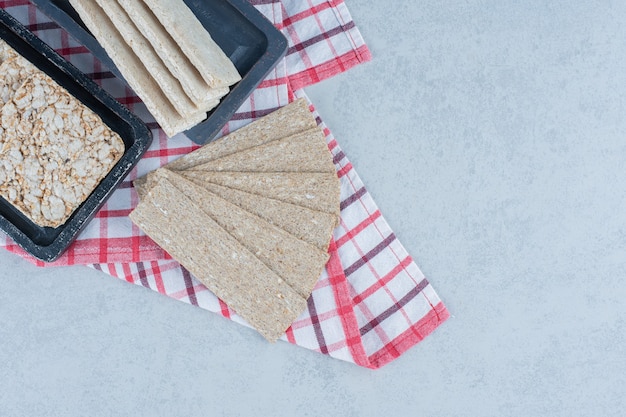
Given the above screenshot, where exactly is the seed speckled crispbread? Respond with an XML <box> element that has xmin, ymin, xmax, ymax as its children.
<box><xmin>129</xmin><ymin>177</ymin><xmax>307</xmax><ymax>342</ymax></box>
<box><xmin>133</xmin><ymin>98</ymin><xmax>317</xmax><ymax>193</ymax></box>
<box><xmin>159</xmin><ymin>168</ymin><xmax>329</xmax><ymax>298</ymax></box>
<box><xmin>188</xmin><ymin>127</ymin><xmax>335</xmax><ymax>173</ymax></box>
<box><xmin>0</xmin><ymin>72</ymin><xmax>125</xmax><ymax>227</ymax></box>
<box><xmin>182</xmin><ymin>171</ymin><xmax>341</xmax><ymax>216</ymax></box>
<box><xmin>180</xmin><ymin>173</ymin><xmax>337</xmax><ymax>251</ymax></box>
<box><xmin>169</xmin><ymin>98</ymin><xmax>316</xmax><ymax>170</ymax></box>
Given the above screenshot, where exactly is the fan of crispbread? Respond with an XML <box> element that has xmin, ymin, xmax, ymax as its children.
<box><xmin>68</xmin><ymin>0</ymin><xmax>241</xmax><ymax>137</ymax></box>
<box><xmin>130</xmin><ymin>99</ymin><xmax>340</xmax><ymax>341</ymax></box>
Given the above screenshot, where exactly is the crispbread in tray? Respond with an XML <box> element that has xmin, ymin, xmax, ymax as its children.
<box><xmin>30</xmin><ymin>0</ymin><xmax>288</xmax><ymax>144</ymax></box>
<box><xmin>0</xmin><ymin>10</ymin><xmax>151</xmax><ymax>262</ymax></box>
<box><xmin>67</xmin><ymin>0</ymin><xmax>205</xmax><ymax>137</ymax></box>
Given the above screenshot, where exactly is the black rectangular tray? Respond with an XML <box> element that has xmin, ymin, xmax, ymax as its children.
<box><xmin>0</xmin><ymin>9</ymin><xmax>152</xmax><ymax>262</ymax></box>
<box><xmin>30</xmin><ymin>0</ymin><xmax>288</xmax><ymax>144</ymax></box>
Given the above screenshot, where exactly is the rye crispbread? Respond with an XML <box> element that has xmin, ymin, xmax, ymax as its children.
<box><xmin>188</xmin><ymin>127</ymin><xmax>335</xmax><ymax>173</ymax></box>
<box><xmin>129</xmin><ymin>177</ymin><xmax>307</xmax><ymax>342</ymax></box>
<box><xmin>178</xmin><ymin>176</ymin><xmax>337</xmax><ymax>251</ymax></box>
<box><xmin>128</xmin><ymin>100</ymin><xmax>343</xmax><ymax>341</ymax></box>
<box><xmin>160</xmin><ymin>169</ymin><xmax>329</xmax><ymax>298</ymax></box>
<box><xmin>133</xmin><ymin>98</ymin><xmax>317</xmax><ymax>193</ymax></box>
<box><xmin>166</xmin><ymin>98</ymin><xmax>317</xmax><ymax>170</ymax></box>
<box><xmin>182</xmin><ymin>171</ymin><xmax>341</xmax><ymax>216</ymax></box>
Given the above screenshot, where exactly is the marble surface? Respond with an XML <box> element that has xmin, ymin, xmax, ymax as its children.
<box><xmin>2</xmin><ymin>1</ymin><xmax>626</xmax><ymax>415</ymax></box>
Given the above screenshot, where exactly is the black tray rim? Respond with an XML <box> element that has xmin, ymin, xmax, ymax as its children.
<box><xmin>0</xmin><ymin>8</ymin><xmax>152</xmax><ymax>262</ymax></box>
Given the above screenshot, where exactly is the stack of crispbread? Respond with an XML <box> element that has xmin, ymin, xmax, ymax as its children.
<box><xmin>68</xmin><ymin>0</ymin><xmax>241</xmax><ymax>138</ymax></box>
<box><xmin>0</xmin><ymin>40</ymin><xmax>125</xmax><ymax>228</ymax></box>
<box><xmin>130</xmin><ymin>99</ymin><xmax>341</xmax><ymax>341</ymax></box>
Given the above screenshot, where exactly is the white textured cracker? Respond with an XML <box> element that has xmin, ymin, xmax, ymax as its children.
<box><xmin>94</xmin><ymin>0</ymin><xmax>202</xmax><ymax>117</ymax></box>
<box><xmin>116</xmin><ymin>0</ymin><xmax>228</xmax><ymax>106</ymax></box>
<box><xmin>142</xmin><ymin>0</ymin><xmax>241</xmax><ymax>88</ymax></box>
<box><xmin>68</xmin><ymin>0</ymin><xmax>205</xmax><ymax>137</ymax></box>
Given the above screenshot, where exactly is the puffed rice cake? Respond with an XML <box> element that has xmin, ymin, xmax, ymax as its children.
<box><xmin>0</xmin><ymin>67</ymin><xmax>125</xmax><ymax>228</ymax></box>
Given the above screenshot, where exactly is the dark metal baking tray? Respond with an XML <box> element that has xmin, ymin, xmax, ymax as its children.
<box><xmin>30</xmin><ymin>0</ymin><xmax>288</xmax><ymax>144</ymax></box>
<box><xmin>0</xmin><ymin>9</ymin><xmax>152</xmax><ymax>262</ymax></box>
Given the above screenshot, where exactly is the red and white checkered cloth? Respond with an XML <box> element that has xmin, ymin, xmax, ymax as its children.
<box><xmin>0</xmin><ymin>0</ymin><xmax>449</xmax><ymax>369</ymax></box>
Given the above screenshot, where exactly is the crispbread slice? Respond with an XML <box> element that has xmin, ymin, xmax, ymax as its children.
<box><xmin>134</xmin><ymin>170</ymin><xmax>159</xmax><ymax>200</ymax></box>
<box><xmin>160</xmin><ymin>169</ymin><xmax>329</xmax><ymax>298</ymax></box>
<box><xmin>134</xmin><ymin>169</ymin><xmax>338</xmax><ymax>251</ymax></box>
<box><xmin>182</xmin><ymin>171</ymin><xmax>341</xmax><ymax>216</ymax></box>
<box><xmin>129</xmin><ymin>177</ymin><xmax>307</xmax><ymax>342</ymax></box>
<box><xmin>68</xmin><ymin>0</ymin><xmax>205</xmax><ymax>137</ymax></box>
<box><xmin>168</xmin><ymin>98</ymin><xmax>317</xmax><ymax>170</ymax></box>
<box><xmin>142</xmin><ymin>0</ymin><xmax>240</xmax><ymax>88</ymax></box>
<box><xmin>94</xmin><ymin>0</ymin><xmax>200</xmax><ymax>118</ymax></box>
<box><xmin>116</xmin><ymin>0</ymin><xmax>228</xmax><ymax>106</ymax></box>
<box><xmin>180</xmin><ymin>177</ymin><xmax>337</xmax><ymax>251</ymax></box>
<box><xmin>133</xmin><ymin>98</ymin><xmax>318</xmax><ymax>192</ymax></box>
<box><xmin>133</xmin><ymin>128</ymin><xmax>326</xmax><ymax>198</ymax></box>
<box><xmin>188</xmin><ymin>127</ymin><xmax>335</xmax><ymax>173</ymax></box>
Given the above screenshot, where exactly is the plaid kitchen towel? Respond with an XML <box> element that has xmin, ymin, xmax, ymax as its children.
<box><xmin>0</xmin><ymin>0</ymin><xmax>448</xmax><ymax>368</ymax></box>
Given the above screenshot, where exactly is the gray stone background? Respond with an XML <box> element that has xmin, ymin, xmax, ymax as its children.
<box><xmin>1</xmin><ymin>1</ymin><xmax>625</xmax><ymax>416</ymax></box>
